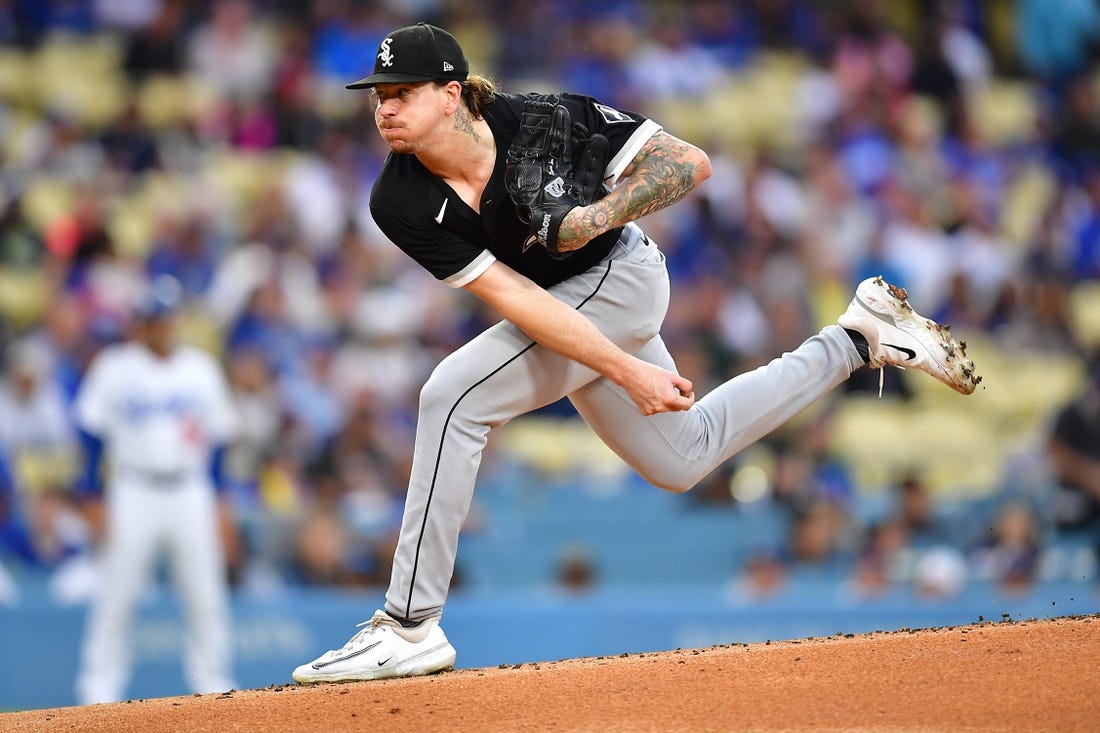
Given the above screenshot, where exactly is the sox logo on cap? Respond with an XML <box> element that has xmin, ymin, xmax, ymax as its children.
<box><xmin>378</xmin><ymin>37</ymin><xmax>394</xmax><ymax>67</ymax></box>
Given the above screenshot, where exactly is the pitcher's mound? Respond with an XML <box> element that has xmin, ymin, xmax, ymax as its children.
<box><xmin>5</xmin><ymin>615</ymin><xmax>1099</xmax><ymax>733</ymax></box>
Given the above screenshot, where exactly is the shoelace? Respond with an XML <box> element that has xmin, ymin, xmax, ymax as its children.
<box><xmin>874</xmin><ymin>364</ymin><xmax>907</xmax><ymax>399</ymax></box>
<box><xmin>338</xmin><ymin>615</ymin><xmax>395</xmax><ymax>653</ymax></box>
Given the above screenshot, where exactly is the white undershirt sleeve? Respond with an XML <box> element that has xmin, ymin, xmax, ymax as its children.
<box><xmin>604</xmin><ymin>119</ymin><xmax>663</xmax><ymax>187</ymax></box>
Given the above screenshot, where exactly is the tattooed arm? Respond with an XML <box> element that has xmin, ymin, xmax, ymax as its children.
<box><xmin>554</xmin><ymin>131</ymin><xmax>711</xmax><ymax>252</ymax></box>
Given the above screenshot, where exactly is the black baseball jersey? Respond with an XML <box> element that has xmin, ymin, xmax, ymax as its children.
<box><xmin>369</xmin><ymin>92</ymin><xmax>662</xmax><ymax>289</ymax></box>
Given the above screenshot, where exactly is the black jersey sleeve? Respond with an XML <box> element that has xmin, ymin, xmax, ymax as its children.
<box><xmin>555</xmin><ymin>94</ymin><xmax>663</xmax><ymax>186</ymax></box>
<box><xmin>369</xmin><ymin>155</ymin><xmax>495</xmax><ymax>287</ymax></box>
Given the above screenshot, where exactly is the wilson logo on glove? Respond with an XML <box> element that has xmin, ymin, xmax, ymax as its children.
<box><xmin>537</xmin><ymin>214</ymin><xmax>552</xmax><ymax>244</ymax></box>
<box><xmin>544</xmin><ymin>177</ymin><xmax>565</xmax><ymax>198</ymax></box>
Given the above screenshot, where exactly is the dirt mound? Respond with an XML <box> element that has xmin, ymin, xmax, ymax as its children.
<box><xmin>5</xmin><ymin>615</ymin><xmax>1098</xmax><ymax>733</ymax></box>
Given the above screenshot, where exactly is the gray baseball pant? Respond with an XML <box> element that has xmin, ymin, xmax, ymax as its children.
<box><xmin>385</xmin><ymin>224</ymin><xmax>863</xmax><ymax>622</ymax></box>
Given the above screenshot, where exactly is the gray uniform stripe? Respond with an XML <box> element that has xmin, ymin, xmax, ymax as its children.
<box><xmin>404</xmin><ymin>259</ymin><xmax>616</xmax><ymax>618</ymax></box>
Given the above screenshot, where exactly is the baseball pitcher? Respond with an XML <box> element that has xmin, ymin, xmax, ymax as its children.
<box><xmin>292</xmin><ymin>23</ymin><xmax>980</xmax><ymax>684</ymax></box>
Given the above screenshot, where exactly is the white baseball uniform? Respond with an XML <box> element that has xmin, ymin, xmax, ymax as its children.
<box><xmin>73</xmin><ymin>341</ymin><xmax>238</xmax><ymax>705</ymax></box>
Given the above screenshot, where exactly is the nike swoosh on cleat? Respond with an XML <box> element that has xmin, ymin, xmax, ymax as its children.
<box><xmin>377</xmin><ymin>657</ymin><xmax>393</xmax><ymax>667</ymax></box>
<box><xmin>855</xmin><ymin>294</ymin><xmax>898</xmax><ymax>326</ymax></box>
<box><xmin>311</xmin><ymin>640</ymin><xmax>382</xmax><ymax>669</ymax></box>
<box><xmin>434</xmin><ymin>198</ymin><xmax>448</xmax><ymax>224</ymax></box>
<box><xmin>883</xmin><ymin>343</ymin><xmax>917</xmax><ymax>360</ymax></box>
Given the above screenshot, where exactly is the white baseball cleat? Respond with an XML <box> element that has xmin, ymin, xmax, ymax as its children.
<box><xmin>292</xmin><ymin>610</ymin><xmax>456</xmax><ymax>684</ymax></box>
<box><xmin>838</xmin><ymin>275</ymin><xmax>981</xmax><ymax>395</ymax></box>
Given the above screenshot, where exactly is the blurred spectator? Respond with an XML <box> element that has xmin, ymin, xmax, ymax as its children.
<box><xmin>1067</xmin><ymin>168</ymin><xmax>1100</xmax><ymax>281</ymax></box>
<box><xmin>1046</xmin><ymin>353</ymin><xmax>1100</xmax><ymax>533</ymax></box>
<box><xmin>281</xmin><ymin>134</ymin><xmax>353</xmax><ymax>257</ymax></box>
<box><xmin>877</xmin><ymin>181</ymin><xmax>953</xmax><ymax>315</ymax></box>
<box><xmin>908</xmin><ymin>8</ymin><xmax>963</xmax><ymax>109</ymax></box>
<box><xmin>731</xmin><ymin>546</ymin><xmax>788</xmax><ymax>600</ymax></box>
<box><xmin>224</xmin><ymin>346</ymin><xmax>280</xmax><ymax>489</ymax></box>
<box><xmin>971</xmin><ymin>501</ymin><xmax>1042</xmax><ymax>591</ymax></box>
<box><xmin>186</xmin><ymin>0</ymin><xmax>278</xmax><ymax>100</ymax></box>
<box><xmin>767</xmin><ymin>410</ymin><xmax>854</xmax><ymax>513</ymax></box>
<box><xmin>936</xmin><ymin>0</ymin><xmax>992</xmax><ymax>93</ymax></box>
<box><xmin>93</xmin><ymin>0</ymin><xmax>163</xmax><ymax>33</ymax></box>
<box><xmin>272</xmin><ymin>22</ymin><xmax>327</xmax><ymax>151</ymax></box>
<box><xmin>849</xmin><ymin>518</ymin><xmax>911</xmax><ymax>597</ymax></box>
<box><xmin>944</xmin><ymin>178</ymin><xmax>1017</xmax><ymax>316</ymax></box>
<box><xmin>19</xmin><ymin>486</ymin><xmax>91</xmax><ymax>570</ymax></box>
<box><xmin>119</xmin><ymin>1</ymin><xmax>186</xmax><ymax>80</ymax></box>
<box><xmin>800</xmin><ymin>144</ymin><xmax>878</xmax><ymax>282</ymax></box>
<box><xmin>830</xmin><ymin>0</ymin><xmax>912</xmax><ymax>115</ymax></box>
<box><xmin>625</xmin><ymin>8</ymin><xmax>727</xmax><ymax>102</ymax></box>
<box><xmin>29</xmin><ymin>114</ymin><xmax>105</xmax><ymax>186</ymax></box>
<box><xmin>0</xmin><ymin>197</ymin><xmax>46</xmax><ymax>270</ymax></box>
<box><xmin>784</xmin><ymin>499</ymin><xmax>853</xmax><ymax>575</ymax></box>
<box><xmin>24</xmin><ymin>294</ymin><xmax>94</xmax><ymax>401</ymax></box>
<box><xmin>322</xmin><ymin>391</ymin><xmax>410</xmax><ymax>506</ymax></box>
<box><xmin>99</xmin><ymin>102</ymin><xmax>161</xmax><ymax>174</ymax></box>
<box><xmin>994</xmin><ymin>202</ymin><xmax>1079</xmax><ymax>352</ymax></box>
<box><xmin>144</xmin><ymin>211</ymin><xmax>220</xmax><ymax>297</ymax></box>
<box><xmin>889</xmin><ymin>474</ymin><xmax>954</xmax><ymax>548</ymax></box>
<box><xmin>0</xmin><ymin>338</ymin><xmax>79</xmax><ymax>494</ymax></box>
<box><xmin>0</xmin><ymin>444</ymin><xmax>28</xmax><ymax>553</ymax></box>
<box><xmin>9</xmin><ymin>0</ymin><xmax>96</xmax><ymax>45</ymax></box>
<box><xmin>558</xmin><ymin>13</ymin><xmax>640</xmax><ymax>110</ymax></box>
<box><xmin>1050</xmin><ymin>74</ymin><xmax>1100</xmax><ymax>179</ymax></box>
<box><xmin>497</xmin><ymin>0</ymin><xmax>569</xmax><ymax>84</ymax></box>
<box><xmin>291</xmin><ymin>451</ymin><xmax>392</xmax><ymax>587</ymax></box>
<box><xmin>554</xmin><ymin>545</ymin><xmax>598</xmax><ymax>595</ymax></box>
<box><xmin>912</xmin><ymin>545</ymin><xmax>969</xmax><ymax>599</ymax></box>
<box><xmin>0</xmin><ymin>450</ymin><xmax>25</xmax><ymax>604</ymax></box>
<box><xmin>311</xmin><ymin>2</ymin><xmax>393</xmax><ymax>86</ymax></box>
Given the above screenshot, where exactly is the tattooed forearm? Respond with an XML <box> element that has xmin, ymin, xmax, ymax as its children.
<box><xmin>453</xmin><ymin>108</ymin><xmax>480</xmax><ymax>142</ymax></box>
<box><xmin>604</xmin><ymin>136</ymin><xmax>701</xmax><ymax>220</ymax></box>
<box><xmin>555</xmin><ymin>132</ymin><xmax>709</xmax><ymax>251</ymax></box>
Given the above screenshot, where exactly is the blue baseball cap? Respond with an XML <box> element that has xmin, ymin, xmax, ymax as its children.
<box><xmin>136</xmin><ymin>274</ymin><xmax>183</xmax><ymax>320</ymax></box>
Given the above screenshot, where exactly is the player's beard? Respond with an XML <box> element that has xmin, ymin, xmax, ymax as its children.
<box><xmin>386</xmin><ymin>139</ymin><xmax>417</xmax><ymax>154</ymax></box>
<box><xmin>378</xmin><ymin>125</ymin><xmax>419</xmax><ymax>155</ymax></box>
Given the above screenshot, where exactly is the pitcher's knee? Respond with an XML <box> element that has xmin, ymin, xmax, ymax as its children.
<box><xmin>419</xmin><ymin>365</ymin><xmax>492</xmax><ymax>426</ymax></box>
<box><xmin>636</xmin><ymin>466</ymin><xmax>697</xmax><ymax>494</ymax></box>
<box><xmin>419</xmin><ymin>366</ymin><xmax>468</xmax><ymax>414</ymax></box>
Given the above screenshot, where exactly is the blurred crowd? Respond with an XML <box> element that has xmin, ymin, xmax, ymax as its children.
<box><xmin>0</xmin><ymin>0</ymin><xmax>1099</xmax><ymax>605</ymax></box>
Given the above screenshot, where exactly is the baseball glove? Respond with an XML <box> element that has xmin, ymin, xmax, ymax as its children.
<box><xmin>505</xmin><ymin>94</ymin><xmax>609</xmax><ymax>257</ymax></box>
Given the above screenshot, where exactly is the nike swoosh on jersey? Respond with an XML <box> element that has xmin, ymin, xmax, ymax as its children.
<box><xmin>434</xmin><ymin>199</ymin><xmax>448</xmax><ymax>224</ymax></box>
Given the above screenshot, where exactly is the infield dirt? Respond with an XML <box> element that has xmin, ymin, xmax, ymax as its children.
<box><xmin>3</xmin><ymin>614</ymin><xmax>1098</xmax><ymax>732</ymax></box>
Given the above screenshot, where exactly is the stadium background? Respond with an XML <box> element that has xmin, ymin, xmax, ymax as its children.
<box><xmin>0</xmin><ymin>0</ymin><xmax>1099</xmax><ymax>710</ymax></box>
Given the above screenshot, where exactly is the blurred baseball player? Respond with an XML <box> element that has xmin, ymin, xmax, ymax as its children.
<box><xmin>292</xmin><ymin>23</ymin><xmax>980</xmax><ymax>684</ymax></box>
<box><xmin>74</xmin><ymin>275</ymin><xmax>239</xmax><ymax>704</ymax></box>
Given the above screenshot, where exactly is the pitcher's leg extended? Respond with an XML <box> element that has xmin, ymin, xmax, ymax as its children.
<box><xmin>570</xmin><ymin>325</ymin><xmax>863</xmax><ymax>492</ymax></box>
<box><xmin>385</xmin><ymin>319</ymin><xmax>610</xmax><ymax>623</ymax></box>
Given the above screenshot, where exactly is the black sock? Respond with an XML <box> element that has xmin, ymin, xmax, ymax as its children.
<box><xmin>844</xmin><ymin>328</ymin><xmax>870</xmax><ymax>364</ymax></box>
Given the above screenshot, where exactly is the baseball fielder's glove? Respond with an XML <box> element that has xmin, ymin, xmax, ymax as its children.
<box><xmin>505</xmin><ymin>94</ymin><xmax>609</xmax><ymax>257</ymax></box>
